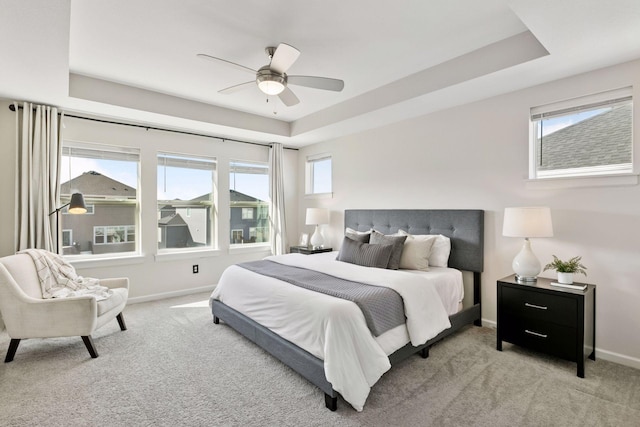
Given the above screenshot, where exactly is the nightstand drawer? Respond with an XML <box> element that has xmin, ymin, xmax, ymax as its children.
<box><xmin>501</xmin><ymin>286</ymin><xmax>577</xmax><ymax>327</ymax></box>
<box><xmin>501</xmin><ymin>317</ymin><xmax>577</xmax><ymax>362</ymax></box>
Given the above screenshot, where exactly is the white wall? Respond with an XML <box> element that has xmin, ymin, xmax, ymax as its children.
<box><xmin>299</xmin><ymin>58</ymin><xmax>640</xmax><ymax>369</ymax></box>
<box><xmin>0</xmin><ymin>100</ymin><xmax>299</xmax><ymax>301</ymax></box>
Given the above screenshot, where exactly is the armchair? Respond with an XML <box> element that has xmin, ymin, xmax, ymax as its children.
<box><xmin>0</xmin><ymin>253</ymin><xmax>129</xmax><ymax>362</ymax></box>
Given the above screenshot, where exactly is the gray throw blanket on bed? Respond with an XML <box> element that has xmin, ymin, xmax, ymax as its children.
<box><xmin>237</xmin><ymin>260</ymin><xmax>406</xmax><ymax>336</ymax></box>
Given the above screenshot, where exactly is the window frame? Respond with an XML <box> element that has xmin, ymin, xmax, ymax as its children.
<box><xmin>229</xmin><ymin>159</ymin><xmax>270</xmax><ymax>247</ymax></box>
<box><xmin>529</xmin><ymin>87</ymin><xmax>633</xmax><ymax>181</ymax></box>
<box><xmin>305</xmin><ymin>153</ymin><xmax>332</xmax><ymax>196</ymax></box>
<box><xmin>60</xmin><ymin>141</ymin><xmax>140</xmax><ymax>259</ymax></box>
<box><xmin>156</xmin><ymin>151</ymin><xmax>217</xmax><ymax>253</ymax></box>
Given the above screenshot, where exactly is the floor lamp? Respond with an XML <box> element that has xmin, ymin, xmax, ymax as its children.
<box><xmin>48</xmin><ymin>193</ymin><xmax>87</xmax><ymax>254</ymax></box>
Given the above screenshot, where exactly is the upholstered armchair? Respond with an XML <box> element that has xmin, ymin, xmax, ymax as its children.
<box><xmin>0</xmin><ymin>253</ymin><xmax>129</xmax><ymax>362</ymax></box>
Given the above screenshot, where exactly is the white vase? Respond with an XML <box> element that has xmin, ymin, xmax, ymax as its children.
<box><xmin>557</xmin><ymin>272</ymin><xmax>574</xmax><ymax>284</ymax></box>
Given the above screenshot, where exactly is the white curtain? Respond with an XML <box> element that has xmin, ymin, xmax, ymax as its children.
<box><xmin>15</xmin><ymin>102</ymin><xmax>63</xmax><ymax>253</ymax></box>
<box><xmin>269</xmin><ymin>143</ymin><xmax>288</xmax><ymax>255</ymax></box>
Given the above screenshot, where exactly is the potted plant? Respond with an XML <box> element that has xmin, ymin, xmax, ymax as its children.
<box><xmin>543</xmin><ymin>255</ymin><xmax>587</xmax><ymax>284</ymax></box>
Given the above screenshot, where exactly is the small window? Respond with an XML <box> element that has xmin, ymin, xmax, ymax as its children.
<box><xmin>530</xmin><ymin>88</ymin><xmax>633</xmax><ymax>179</ymax></box>
<box><xmin>230</xmin><ymin>160</ymin><xmax>270</xmax><ymax>245</ymax></box>
<box><xmin>62</xmin><ymin>230</ymin><xmax>72</xmax><ymax>247</ymax></box>
<box><xmin>157</xmin><ymin>153</ymin><xmax>216</xmax><ymax>251</ymax></box>
<box><xmin>306</xmin><ymin>154</ymin><xmax>332</xmax><ymax>195</ymax></box>
<box><xmin>242</xmin><ymin>208</ymin><xmax>254</xmax><ymax>220</ymax></box>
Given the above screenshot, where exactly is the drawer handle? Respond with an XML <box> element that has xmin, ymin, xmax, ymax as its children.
<box><xmin>525</xmin><ymin>329</ymin><xmax>548</xmax><ymax>338</ymax></box>
<box><xmin>524</xmin><ymin>302</ymin><xmax>548</xmax><ymax>310</ymax></box>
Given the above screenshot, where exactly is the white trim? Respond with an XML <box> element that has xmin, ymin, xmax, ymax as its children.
<box><xmin>127</xmin><ymin>284</ymin><xmax>216</xmax><ymax>304</ymax></box>
<box><xmin>228</xmin><ymin>243</ymin><xmax>271</xmax><ymax>255</ymax></box>
<box><xmin>154</xmin><ymin>249</ymin><xmax>221</xmax><ymax>262</ymax></box>
<box><xmin>304</xmin><ymin>192</ymin><xmax>333</xmax><ymax>199</ymax></box>
<box><xmin>596</xmin><ymin>347</ymin><xmax>640</xmax><ymax>370</ymax></box>
<box><xmin>69</xmin><ymin>254</ymin><xmax>145</xmax><ymax>269</ymax></box>
<box><xmin>526</xmin><ymin>173</ymin><xmax>638</xmax><ymax>189</ymax></box>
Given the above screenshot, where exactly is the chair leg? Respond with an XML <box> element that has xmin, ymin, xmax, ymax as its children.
<box><xmin>116</xmin><ymin>313</ymin><xmax>127</xmax><ymax>331</ymax></box>
<box><xmin>4</xmin><ymin>339</ymin><xmax>21</xmax><ymax>363</ymax></box>
<box><xmin>82</xmin><ymin>336</ymin><xmax>99</xmax><ymax>358</ymax></box>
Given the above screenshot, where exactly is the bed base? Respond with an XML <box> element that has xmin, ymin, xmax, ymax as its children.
<box><xmin>211</xmin><ymin>271</ymin><xmax>481</xmax><ymax>411</ymax></box>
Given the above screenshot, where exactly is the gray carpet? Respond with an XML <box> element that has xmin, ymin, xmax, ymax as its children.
<box><xmin>1</xmin><ymin>292</ymin><xmax>639</xmax><ymax>427</ymax></box>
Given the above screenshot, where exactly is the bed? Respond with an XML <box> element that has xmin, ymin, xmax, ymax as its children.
<box><xmin>210</xmin><ymin>209</ymin><xmax>484</xmax><ymax>411</ymax></box>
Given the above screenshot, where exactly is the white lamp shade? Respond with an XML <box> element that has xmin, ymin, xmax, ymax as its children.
<box><xmin>305</xmin><ymin>208</ymin><xmax>329</xmax><ymax>225</ymax></box>
<box><xmin>503</xmin><ymin>207</ymin><xmax>553</xmax><ymax>238</ymax></box>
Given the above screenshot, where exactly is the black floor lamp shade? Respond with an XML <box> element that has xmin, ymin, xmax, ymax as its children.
<box><xmin>49</xmin><ymin>192</ymin><xmax>87</xmax><ymax>253</ymax></box>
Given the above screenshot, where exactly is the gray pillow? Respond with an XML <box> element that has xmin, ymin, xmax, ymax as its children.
<box><xmin>345</xmin><ymin>229</ymin><xmax>370</xmax><ymax>243</ymax></box>
<box><xmin>336</xmin><ymin>236</ymin><xmax>394</xmax><ymax>269</ymax></box>
<box><xmin>370</xmin><ymin>230</ymin><xmax>407</xmax><ymax>270</ymax></box>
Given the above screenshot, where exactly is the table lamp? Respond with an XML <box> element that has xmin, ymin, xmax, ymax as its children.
<box><xmin>503</xmin><ymin>207</ymin><xmax>553</xmax><ymax>282</ymax></box>
<box><xmin>305</xmin><ymin>208</ymin><xmax>329</xmax><ymax>249</ymax></box>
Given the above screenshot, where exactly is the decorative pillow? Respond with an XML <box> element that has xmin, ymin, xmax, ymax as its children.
<box><xmin>397</xmin><ymin>233</ymin><xmax>437</xmax><ymax>270</ymax></box>
<box><xmin>345</xmin><ymin>227</ymin><xmax>371</xmax><ymax>243</ymax></box>
<box><xmin>336</xmin><ymin>236</ymin><xmax>394</xmax><ymax>269</ymax></box>
<box><xmin>370</xmin><ymin>230</ymin><xmax>407</xmax><ymax>270</ymax></box>
<box><xmin>397</xmin><ymin>230</ymin><xmax>451</xmax><ymax>267</ymax></box>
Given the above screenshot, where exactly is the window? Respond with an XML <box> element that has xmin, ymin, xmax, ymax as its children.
<box><xmin>306</xmin><ymin>154</ymin><xmax>332</xmax><ymax>194</ymax></box>
<box><xmin>530</xmin><ymin>88</ymin><xmax>633</xmax><ymax>179</ymax></box>
<box><xmin>61</xmin><ymin>143</ymin><xmax>139</xmax><ymax>257</ymax></box>
<box><xmin>94</xmin><ymin>225</ymin><xmax>135</xmax><ymax>244</ymax></box>
<box><xmin>157</xmin><ymin>153</ymin><xmax>216</xmax><ymax>251</ymax></box>
<box><xmin>242</xmin><ymin>208</ymin><xmax>254</xmax><ymax>220</ymax></box>
<box><xmin>230</xmin><ymin>160</ymin><xmax>270</xmax><ymax>245</ymax></box>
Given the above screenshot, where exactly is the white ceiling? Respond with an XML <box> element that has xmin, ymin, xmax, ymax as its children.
<box><xmin>2</xmin><ymin>0</ymin><xmax>640</xmax><ymax>147</ymax></box>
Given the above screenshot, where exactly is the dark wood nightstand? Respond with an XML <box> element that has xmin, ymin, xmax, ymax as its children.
<box><xmin>289</xmin><ymin>246</ymin><xmax>333</xmax><ymax>255</ymax></box>
<box><xmin>497</xmin><ymin>275</ymin><xmax>596</xmax><ymax>378</ymax></box>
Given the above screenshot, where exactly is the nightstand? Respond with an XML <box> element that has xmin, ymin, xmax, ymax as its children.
<box><xmin>289</xmin><ymin>246</ymin><xmax>333</xmax><ymax>255</ymax></box>
<box><xmin>496</xmin><ymin>275</ymin><xmax>596</xmax><ymax>378</ymax></box>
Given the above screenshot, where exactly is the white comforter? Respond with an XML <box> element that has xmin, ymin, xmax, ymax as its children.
<box><xmin>210</xmin><ymin>252</ymin><xmax>452</xmax><ymax>411</ymax></box>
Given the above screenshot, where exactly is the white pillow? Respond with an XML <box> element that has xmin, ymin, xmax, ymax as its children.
<box><xmin>397</xmin><ymin>230</ymin><xmax>451</xmax><ymax>268</ymax></box>
<box><xmin>397</xmin><ymin>233</ymin><xmax>437</xmax><ymax>270</ymax></box>
<box><xmin>345</xmin><ymin>227</ymin><xmax>371</xmax><ymax>235</ymax></box>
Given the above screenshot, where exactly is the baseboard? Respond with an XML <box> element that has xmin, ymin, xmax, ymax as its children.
<box><xmin>127</xmin><ymin>284</ymin><xmax>216</xmax><ymax>304</ymax></box>
<box><xmin>596</xmin><ymin>348</ymin><xmax>640</xmax><ymax>370</ymax></box>
<box><xmin>481</xmin><ymin>318</ymin><xmax>640</xmax><ymax>370</ymax></box>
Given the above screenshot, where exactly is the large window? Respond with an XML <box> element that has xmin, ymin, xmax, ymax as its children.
<box><xmin>530</xmin><ymin>88</ymin><xmax>633</xmax><ymax>179</ymax></box>
<box><xmin>61</xmin><ymin>143</ymin><xmax>139</xmax><ymax>256</ymax></box>
<box><xmin>157</xmin><ymin>153</ymin><xmax>216</xmax><ymax>251</ymax></box>
<box><xmin>306</xmin><ymin>153</ymin><xmax>332</xmax><ymax>194</ymax></box>
<box><xmin>229</xmin><ymin>160</ymin><xmax>270</xmax><ymax>245</ymax></box>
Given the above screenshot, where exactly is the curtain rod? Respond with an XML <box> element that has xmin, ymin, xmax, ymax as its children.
<box><xmin>8</xmin><ymin>103</ymin><xmax>298</xmax><ymax>151</ymax></box>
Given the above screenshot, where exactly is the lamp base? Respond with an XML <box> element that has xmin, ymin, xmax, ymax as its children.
<box><xmin>512</xmin><ymin>238</ymin><xmax>541</xmax><ymax>282</ymax></box>
<box><xmin>309</xmin><ymin>225</ymin><xmax>324</xmax><ymax>249</ymax></box>
<box><xmin>515</xmin><ymin>274</ymin><xmax>537</xmax><ymax>283</ymax></box>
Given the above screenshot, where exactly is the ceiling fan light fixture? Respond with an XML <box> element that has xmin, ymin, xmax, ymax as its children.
<box><xmin>257</xmin><ymin>66</ymin><xmax>286</xmax><ymax>95</ymax></box>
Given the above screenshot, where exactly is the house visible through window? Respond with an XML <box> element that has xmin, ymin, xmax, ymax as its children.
<box><xmin>306</xmin><ymin>154</ymin><xmax>332</xmax><ymax>195</ymax></box>
<box><xmin>60</xmin><ymin>143</ymin><xmax>139</xmax><ymax>256</ymax></box>
<box><xmin>230</xmin><ymin>160</ymin><xmax>270</xmax><ymax>245</ymax></box>
<box><xmin>157</xmin><ymin>153</ymin><xmax>216</xmax><ymax>251</ymax></box>
<box><xmin>530</xmin><ymin>88</ymin><xmax>633</xmax><ymax>179</ymax></box>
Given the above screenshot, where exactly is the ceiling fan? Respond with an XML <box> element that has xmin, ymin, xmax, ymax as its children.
<box><xmin>197</xmin><ymin>43</ymin><xmax>344</xmax><ymax>106</ymax></box>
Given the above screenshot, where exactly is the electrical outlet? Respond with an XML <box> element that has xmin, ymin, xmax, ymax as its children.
<box><xmin>192</xmin><ymin>265</ymin><xmax>199</xmax><ymax>274</ymax></box>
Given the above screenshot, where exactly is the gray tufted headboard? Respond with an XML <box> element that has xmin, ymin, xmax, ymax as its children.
<box><xmin>344</xmin><ymin>209</ymin><xmax>484</xmax><ymax>273</ymax></box>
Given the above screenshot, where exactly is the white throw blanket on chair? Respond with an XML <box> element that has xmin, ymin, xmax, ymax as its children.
<box><xmin>19</xmin><ymin>249</ymin><xmax>113</xmax><ymax>301</ymax></box>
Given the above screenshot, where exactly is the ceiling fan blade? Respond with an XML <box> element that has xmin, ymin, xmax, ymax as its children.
<box><xmin>270</xmin><ymin>43</ymin><xmax>300</xmax><ymax>74</ymax></box>
<box><xmin>197</xmin><ymin>53</ymin><xmax>256</xmax><ymax>74</ymax></box>
<box><xmin>219</xmin><ymin>81</ymin><xmax>255</xmax><ymax>94</ymax></box>
<box><xmin>287</xmin><ymin>75</ymin><xmax>344</xmax><ymax>92</ymax></box>
<box><xmin>278</xmin><ymin>87</ymin><xmax>300</xmax><ymax>106</ymax></box>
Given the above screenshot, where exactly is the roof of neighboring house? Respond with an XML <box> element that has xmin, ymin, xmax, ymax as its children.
<box><xmin>61</xmin><ymin>171</ymin><xmax>136</xmax><ymax>198</ymax></box>
<box><xmin>158</xmin><ymin>213</ymin><xmax>187</xmax><ymax>226</ymax></box>
<box><xmin>230</xmin><ymin>189</ymin><xmax>262</xmax><ymax>203</ymax></box>
<box><xmin>538</xmin><ymin>105</ymin><xmax>632</xmax><ymax>170</ymax></box>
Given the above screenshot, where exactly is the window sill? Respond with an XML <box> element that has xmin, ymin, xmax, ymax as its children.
<box><xmin>526</xmin><ymin>173</ymin><xmax>638</xmax><ymax>190</ymax></box>
<box><xmin>68</xmin><ymin>254</ymin><xmax>145</xmax><ymax>269</ymax></box>
<box><xmin>228</xmin><ymin>244</ymin><xmax>272</xmax><ymax>255</ymax></box>
<box><xmin>155</xmin><ymin>249</ymin><xmax>221</xmax><ymax>263</ymax></box>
